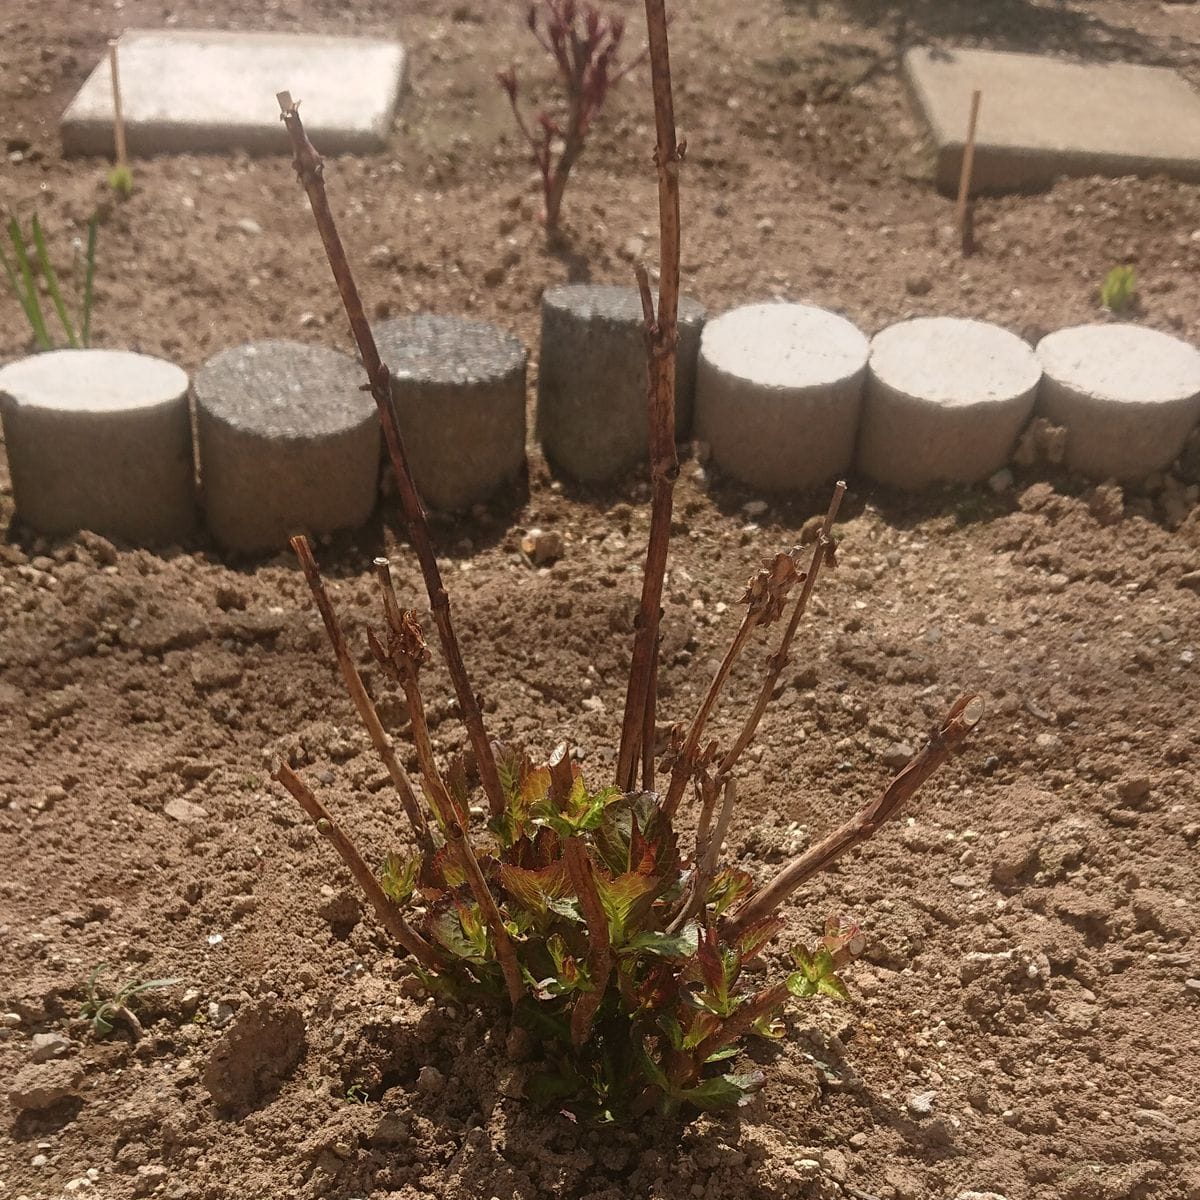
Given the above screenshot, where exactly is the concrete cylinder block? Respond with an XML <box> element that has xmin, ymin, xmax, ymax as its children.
<box><xmin>694</xmin><ymin>303</ymin><xmax>869</xmax><ymax>492</ymax></box>
<box><xmin>537</xmin><ymin>284</ymin><xmax>706</xmax><ymax>483</ymax></box>
<box><xmin>1035</xmin><ymin>323</ymin><xmax>1200</xmax><ymax>481</ymax></box>
<box><xmin>373</xmin><ymin>315</ymin><xmax>527</xmax><ymax>511</ymax></box>
<box><xmin>0</xmin><ymin>348</ymin><xmax>194</xmax><ymax>544</ymax></box>
<box><xmin>858</xmin><ymin>317</ymin><xmax>1041</xmax><ymax>488</ymax></box>
<box><xmin>193</xmin><ymin>339</ymin><xmax>379</xmax><ymax>553</ymax></box>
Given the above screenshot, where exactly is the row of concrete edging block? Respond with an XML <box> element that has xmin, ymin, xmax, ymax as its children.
<box><xmin>1</xmin><ymin>290</ymin><xmax>1198</xmax><ymax>553</ymax></box>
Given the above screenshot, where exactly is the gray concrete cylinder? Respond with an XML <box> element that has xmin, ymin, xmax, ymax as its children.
<box><xmin>858</xmin><ymin>317</ymin><xmax>1041</xmax><ymax>488</ymax></box>
<box><xmin>0</xmin><ymin>348</ymin><xmax>194</xmax><ymax>544</ymax></box>
<box><xmin>537</xmin><ymin>284</ymin><xmax>706</xmax><ymax>483</ymax></box>
<box><xmin>1035</xmin><ymin>324</ymin><xmax>1200</xmax><ymax>481</ymax></box>
<box><xmin>373</xmin><ymin>315</ymin><xmax>527</xmax><ymax>512</ymax></box>
<box><xmin>694</xmin><ymin>303</ymin><xmax>869</xmax><ymax>491</ymax></box>
<box><xmin>193</xmin><ymin>340</ymin><xmax>379</xmax><ymax>553</ymax></box>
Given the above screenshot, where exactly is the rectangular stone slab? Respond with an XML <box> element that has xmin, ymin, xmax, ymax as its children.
<box><xmin>903</xmin><ymin>46</ymin><xmax>1200</xmax><ymax>193</ymax></box>
<box><xmin>61</xmin><ymin>30</ymin><xmax>406</xmax><ymax>156</ymax></box>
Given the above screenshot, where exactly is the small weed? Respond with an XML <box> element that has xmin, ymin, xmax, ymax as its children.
<box><xmin>107</xmin><ymin>163</ymin><xmax>134</xmax><ymax>198</ymax></box>
<box><xmin>1</xmin><ymin>212</ymin><xmax>99</xmax><ymax>350</ymax></box>
<box><xmin>345</xmin><ymin>1083</ymin><xmax>370</xmax><ymax>1104</ymax></box>
<box><xmin>498</xmin><ymin>2</ymin><xmax>645</xmax><ymax>236</ymax></box>
<box><xmin>1100</xmin><ymin>264</ymin><xmax>1136</xmax><ymax>313</ymax></box>
<box><xmin>80</xmin><ymin>964</ymin><xmax>181</xmax><ymax>1038</ymax></box>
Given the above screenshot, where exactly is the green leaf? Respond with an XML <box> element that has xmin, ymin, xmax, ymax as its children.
<box><xmin>619</xmin><ymin>925</ymin><xmax>699</xmax><ymax>959</ymax></box>
<box><xmin>817</xmin><ymin>974</ymin><xmax>850</xmax><ymax>1001</ymax></box>
<box><xmin>430</xmin><ymin>904</ymin><xmax>489</xmax><ymax>963</ymax></box>
<box><xmin>706</xmin><ymin>868</ymin><xmax>754</xmax><ymax>918</ymax></box>
<box><xmin>657</xmin><ymin>1013</ymin><xmax>684</xmax><ymax>1051</ymax></box>
<box><xmin>31</xmin><ymin>214</ymin><xmax>78</xmax><ymax>347</ymax></box>
<box><xmin>379</xmin><ymin>852</ymin><xmax>420</xmax><ymax>904</ymax></box>
<box><xmin>703</xmin><ymin>1047</ymin><xmax>740</xmax><ymax>1063</ymax></box>
<box><xmin>680</xmin><ymin>1069</ymin><xmax>765</xmax><ymax>1111</ymax></box>
<box><xmin>786</xmin><ymin>969</ymin><xmax>818</xmax><ymax>999</ymax></box>
<box><xmin>4</xmin><ymin>217</ymin><xmax>50</xmax><ymax>349</ymax></box>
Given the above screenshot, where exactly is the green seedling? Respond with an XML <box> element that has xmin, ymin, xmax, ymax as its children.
<box><xmin>345</xmin><ymin>1083</ymin><xmax>370</xmax><ymax>1104</ymax></box>
<box><xmin>108</xmin><ymin>163</ymin><xmax>134</xmax><ymax>198</ymax></box>
<box><xmin>80</xmin><ymin>964</ymin><xmax>181</xmax><ymax>1039</ymax></box>
<box><xmin>1</xmin><ymin>212</ymin><xmax>99</xmax><ymax>350</ymax></box>
<box><xmin>1100</xmin><ymin>265</ymin><xmax>1136</xmax><ymax>313</ymax></box>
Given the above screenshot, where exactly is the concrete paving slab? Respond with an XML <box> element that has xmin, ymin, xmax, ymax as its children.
<box><xmin>0</xmin><ymin>349</ymin><xmax>195</xmax><ymax>544</ymax></box>
<box><xmin>903</xmin><ymin>46</ymin><xmax>1200</xmax><ymax>192</ymax></box>
<box><xmin>858</xmin><ymin>318</ymin><xmax>1041</xmax><ymax>489</ymax></box>
<box><xmin>1035</xmin><ymin>323</ymin><xmax>1200</xmax><ymax>482</ymax></box>
<box><xmin>61</xmin><ymin>30</ymin><xmax>406</xmax><ymax>156</ymax></box>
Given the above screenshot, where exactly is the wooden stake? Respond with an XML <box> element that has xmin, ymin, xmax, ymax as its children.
<box><xmin>108</xmin><ymin>40</ymin><xmax>129</xmax><ymax>171</ymax></box>
<box><xmin>955</xmin><ymin>89</ymin><xmax>982</xmax><ymax>256</ymax></box>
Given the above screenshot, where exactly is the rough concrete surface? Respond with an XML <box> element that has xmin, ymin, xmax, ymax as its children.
<box><xmin>1035</xmin><ymin>323</ymin><xmax>1200</xmax><ymax>481</ymax></box>
<box><xmin>694</xmin><ymin>303</ymin><xmax>869</xmax><ymax>492</ymax></box>
<box><xmin>193</xmin><ymin>340</ymin><xmax>379</xmax><ymax>553</ymax></box>
<box><xmin>858</xmin><ymin>317</ymin><xmax>1041</xmax><ymax>488</ymax></box>
<box><xmin>903</xmin><ymin>46</ymin><xmax>1200</xmax><ymax>192</ymax></box>
<box><xmin>61</xmin><ymin>30</ymin><xmax>406</xmax><ymax>156</ymax></box>
<box><xmin>374</xmin><ymin>315</ymin><xmax>527</xmax><ymax>512</ymax></box>
<box><xmin>537</xmin><ymin>284</ymin><xmax>706</xmax><ymax>483</ymax></box>
<box><xmin>0</xmin><ymin>348</ymin><xmax>194</xmax><ymax>544</ymax></box>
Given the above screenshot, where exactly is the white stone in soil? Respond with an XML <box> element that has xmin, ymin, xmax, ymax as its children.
<box><xmin>0</xmin><ymin>349</ymin><xmax>194</xmax><ymax>544</ymax></box>
<box><xmin>858</xmin><ymin>317</ymin><xmax>1041</xmax><ymax>488</ymax></box>
<box><xmin>694</xmin><ymin>303</ymin><xmax>869</xmax><ymax>491</ymax></box>
<box><xmin>193</xmin><ymin>340</ymin><xmax>380</xmax><ymax>554</ymax></box>
<box><xmin>1036</xmin><ymin>323</ymin><xmax>1200</xmax><ymax>481</ymax></box>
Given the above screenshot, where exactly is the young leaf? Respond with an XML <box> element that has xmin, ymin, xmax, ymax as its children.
<box><xmin>594</xmin><ymin>870</ymin><xmax>661</xmax><ymax>943</ymax></box>
<box><xmin>379</xmin><ymin>852</ymin><xmax>420</xmax><ymax>904</ymax></box>
<box><xmin>706</xmin><ymin>867</ymin><xmax>754</xmax><ymax>918</ymax></box>
<box><xmin>499</xmin><ymin>861</ymin><xmax>571</xmax><ymax>916</ymax></box>
<box><xmin>679</xmin><ymin>1069</ymin><xmax>765</xmax><ymax>1111</ymax></box>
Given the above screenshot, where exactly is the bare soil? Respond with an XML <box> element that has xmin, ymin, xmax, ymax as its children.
<box><xmin>2</xmin><ymin>2</ymin><xmax>1200</xmax><ymax>1199</ymax></box>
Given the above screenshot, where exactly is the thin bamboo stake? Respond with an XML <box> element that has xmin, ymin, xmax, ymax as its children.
<box><xmin>108</xmin><ymin>41</ymin><xmax>129</xmax><ymax>172</ymax></box>
<box><xmin>614</xmin><ymin>0</ymin><xmax>682</xmax><ymax>793</ymax></box>
<box><xmin>724</xmin><ymin>695</ymin><xmax>982</xmax><ymax>938</ymax></box>
<box><xmin>955</xmin><ymin>89</ymin><xmax>982</xmax><ymax>256</ymax></box>
<box><xmin>274</xmin><ymin>762</ymin><xmax>442</xmax><ymax>970</ymax></box>
<box><xmin>290</xmin><ymin>536</ymin><xmax>433</xmax><ymax>855</ymax></box>
<box><xmin>275</xmin><ymin>91</ymin><xmax>505</xmax><ymax>822</ymax></box>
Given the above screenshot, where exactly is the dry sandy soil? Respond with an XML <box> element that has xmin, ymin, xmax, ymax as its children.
<box><xmin>2</xmin><ymin>2</ymin><xmax>1200</xmax><ymax>1199</ymax></box>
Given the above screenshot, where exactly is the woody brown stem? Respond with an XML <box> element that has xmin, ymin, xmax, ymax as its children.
<box><xmin>274</xmin><ymin>762</ymin><xmax>442</xmax><ymax>970</ymax></box>
<box><xmin>660</xmin><ymin>611</ymin><xmax>758</xmax><ymax>822</ymax></box>
<box><xmin>290</xmin><ymin>536</ymin><xmax>433</xmax><ymax>855</ymax></box>
<box><xmin>692</xmin><ymin>981</ymin><xmax>789</xmax><ymax>1066</ymax></box>
<box><xmin>725</xmin><ymin>695</ymin><xmax>982</xmax><ymax>938</ymax></box>
<box><xmin>615</xmin><ymin>0</ymin><xmax>682</xmax><ymax>793</ymax></box>
<box><xmin>275</xmin><ymin>91</ymin><xmax>505</xmax><ymax>822</ymax></box>
<box><xmin>367</xmin><ymin>569</ymin><xmax>525</xmax><ymax>1007</ymax></box>
<box><xmin>718</xmin><ymin>482</ymin><xmax>846</xmax><ymax>780</ymax></box>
